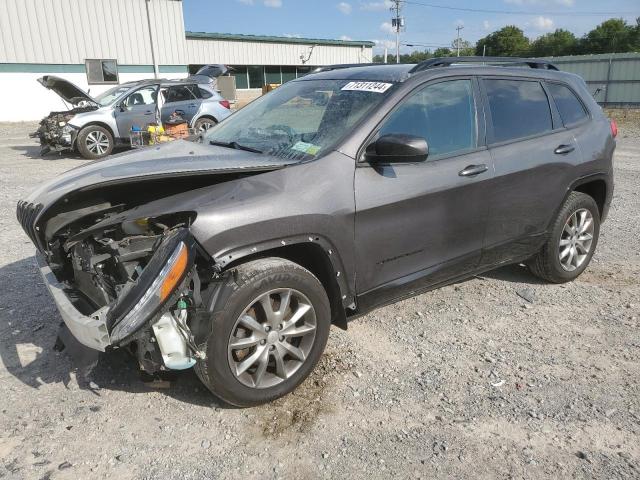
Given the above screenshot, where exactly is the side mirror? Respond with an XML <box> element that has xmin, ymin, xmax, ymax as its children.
<box><xmin>365</xmin><ymin>134</ymin><xmax>428</xmax><ymax>163</ymax></box>
<box><xmin>118</xmin><ymin>102</ymin><xmax>127</xmax><ymax>112</ymax></box>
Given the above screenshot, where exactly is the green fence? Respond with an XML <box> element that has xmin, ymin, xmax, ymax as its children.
<box><xmin>546</xmin><ymin>52</ymin><xmax>640</xmax><ymax>107</ymax></box>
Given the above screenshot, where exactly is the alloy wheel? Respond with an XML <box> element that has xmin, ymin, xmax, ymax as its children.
<box><xmin>85</xmin><ymin>130</ymin><xmax>110</xmax><ymax>155</ymax></box>
<box><xmin>227</xmin><ymin>288</ymin><xmax>317</xmax><ymax>389</ymax></box>
<box><xmin>558</xmin><ymin>208</ymin><xmax>594</xmax><ymax>271</ymax></box>
<box><xmin>198</xmin><ymin>121</ymin><xmax>215</xmax><ymax>132</ymax></box>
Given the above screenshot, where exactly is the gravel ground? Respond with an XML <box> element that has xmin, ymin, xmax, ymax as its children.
<box><xmin>0</xmin><ymin>120</ymin><xmax>638</xmax><ymax>480</ymax></box>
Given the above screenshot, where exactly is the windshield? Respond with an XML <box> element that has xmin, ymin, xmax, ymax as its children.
<box><xmin>204</xmin><ymin>79</ymin><xmax>395</xmax><ymax>159</ymax></box>
<box><xmin>94</xmin><ymin>85</ymin><xmax>132</xmax><ymax>106</ymax></box>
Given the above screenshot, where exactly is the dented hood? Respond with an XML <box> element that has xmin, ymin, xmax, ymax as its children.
<box><xmin>25</xmin><ymin>140</ymin><xmax>298</xmax><ymax>208</ymax></box>
<box><xmin>37</xmin><ymin>75</ymin><xmax>99</xmax><ymax>107</ymax></box>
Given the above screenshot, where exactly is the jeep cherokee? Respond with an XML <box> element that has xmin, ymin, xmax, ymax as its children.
<box><xmin>17</xmin><ymin>57</ymin><xmax>616</xmax><ymax>406</ymax></box>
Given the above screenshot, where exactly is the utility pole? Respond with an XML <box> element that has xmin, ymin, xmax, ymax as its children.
<box><xmin>456</xmin><ymin>24</ymin><xmax>464</xmax><ymax>57</ymax></box>
<box><xmin>145</xmin><ymin>0</ymin><xmax>159</xmax><ymax>79</ymax></box>
<box><xmin>391</xmin><ymin>0</ymin><xmax>402</xmax><ymax>63</ymax></box>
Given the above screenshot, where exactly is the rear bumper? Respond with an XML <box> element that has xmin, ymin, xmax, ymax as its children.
<box><xmin>36</xmin><ymin>252</ymin><xmax>111</xmax><ymax>351</ymax></box>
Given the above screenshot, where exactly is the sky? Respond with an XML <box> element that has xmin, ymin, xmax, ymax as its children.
<box><xmin>183</xmin><ymin>0</ymin><xmax>639</xmax><ymax>54</ymax></box>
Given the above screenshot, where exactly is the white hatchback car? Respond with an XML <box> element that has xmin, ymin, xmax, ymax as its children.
<box><xmin>35</xmin><ymin>76</ymin><xmax>232</xmax><ymax>159</ymax></box>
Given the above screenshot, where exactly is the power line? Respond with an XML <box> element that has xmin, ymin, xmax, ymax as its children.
<box><xmin>402</xmin><ymin>42</ymin><xmax>451</xmax><ymax>47</ymax></box>
<box><xmin>401</xmin><ymin>1</ymin><xmax>637</xmax><ymax>16</ymax></box>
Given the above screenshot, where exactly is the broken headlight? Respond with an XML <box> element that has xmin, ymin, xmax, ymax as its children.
<box><xmin>109</xmin><ymin>229</ymin><xmax>194</xmax><ymax>344</ymax></box>
<box><xmin>60</xmin><ymin>124</ymin><xmax>76</xmax><ymax>144</ymax></box>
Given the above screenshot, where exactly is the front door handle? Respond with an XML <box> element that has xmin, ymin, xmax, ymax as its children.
<box><xmin>459</xmin><ymin>164</ymin><xmax>488</xmax><ymax>177</ymax></box>
<box><xmin>554</xmin><ymin>144</ymin><xmax>575</xmax><ymax>155</ymax></box>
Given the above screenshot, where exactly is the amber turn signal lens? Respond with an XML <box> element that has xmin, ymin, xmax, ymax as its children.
<box><xmin>159</xmin><ymin>243</ymin><xmax>188</xmax><ymax>302</ymax></box>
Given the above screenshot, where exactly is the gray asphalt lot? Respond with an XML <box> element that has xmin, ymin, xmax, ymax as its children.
<box><xmin>0</xmin><ymin>120</ymin><xmax>638</xmax><ymax>479</ymax></box>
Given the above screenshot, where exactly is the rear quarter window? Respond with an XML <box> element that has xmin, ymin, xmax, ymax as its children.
<box><xmin>547</xmin><ymin>82</ymin><xmax>588</xmax><ymax>126</ymax></box>
<box><xmin>484</xmin><ymin>79</ymin><xmax>552</xmax><ymax>143</ymax></box>
<box><xmin>199</xmin><ymin>87</ymin><xmax>214</xmax><ymax>99</ymax></box>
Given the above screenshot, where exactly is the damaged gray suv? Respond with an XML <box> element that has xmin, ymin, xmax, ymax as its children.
<box><xmin>18</xmin><ymin>57</ymin><xmax>616</xmax><ymax>406</ymax></box>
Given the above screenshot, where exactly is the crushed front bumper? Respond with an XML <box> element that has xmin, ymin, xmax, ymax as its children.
<box><xmin>36</xmin><ymin>252</ymin><xmax>111</xmax><ymax>351</ymax></box>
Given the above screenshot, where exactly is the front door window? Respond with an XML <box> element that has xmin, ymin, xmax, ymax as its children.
<box><xmin>378</xmin><ymin>79</ymin><xmax>477</xmax><ymax>158</ymax></box>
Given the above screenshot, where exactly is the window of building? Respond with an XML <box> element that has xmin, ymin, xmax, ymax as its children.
<box><xmin>265</xmin><ymin>66</ymin><xmax>282</xmax><ymax>85</ymax></box>
<box><xmin>248</xmin><ymin>66</ymin><xmax>264</xmax><ymax>89</ymax></box>
<box><xmin>86</xmin><ymin>59</ymin><xmax>118</xmax><ymax>84</ymax></box>
<box><xmin>230</xmin><ymin>66</ymin><xmax>249</xmax><ymax>89</ymax></box>
<box><xmin>296</xmin><ymin>66</ymin><xmax>312</xmax><ymax>77</ymax></box>
<box><xmin>484</xmin><ymin>79</ymin><xmax>552</xmax><ymax>143</ymax></box>
<box><xmin>281</xmin><ymin>66</ymin><xmax>297</xmax><ymax>83</ymax></box>
<box><xmin>378</xmin><ymin>79</ymin><xmax>477</xmax><ymax>157</ymax></box>
<box><xmin>547</xmin><ymin>82</ymin><xmax>588</xmax><ymax>126</ymax></box>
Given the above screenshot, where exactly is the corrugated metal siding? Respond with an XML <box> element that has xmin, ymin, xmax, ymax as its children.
<box><xmin>185</xmin><ymin>38</ymin><xmax>373</xmax><ymax>66</ymax></box>
<box><xmin>548</xmin><ymin>52</ymin><xmax>640</xmax><ymax>106</ymax></box>
<box><xmin>0</xmin><ymin>0</ymin><xmax>185</xmax><ymax>64</ymax></box>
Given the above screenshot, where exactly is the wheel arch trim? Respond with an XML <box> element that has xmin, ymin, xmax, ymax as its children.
<box><xmin>211</xmin><ymin>235</ymin><xmax>354</xmax><ymax>322</ymax></box>
<box><xmin>547</xmin><ymin>172</ymin><xmax>610</xmax><ymax>232</ymax></box>
<box><xmin>191</xmin><ymin>114</ymin><xmax>218</xmax><ymax>128</ymax></box>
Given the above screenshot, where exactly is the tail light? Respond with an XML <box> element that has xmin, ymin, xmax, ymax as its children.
<box><xmin>610</xmin><ymin>118</ymin><xmax>618</xmax><ymax>138</ymax></box>
<box><xmin>219</xmin><ymin>100</ymin><xmax>231</xmax><ymax>110</ymax></box>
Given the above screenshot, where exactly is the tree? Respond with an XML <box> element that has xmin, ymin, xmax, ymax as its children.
<box><xmin>475</xmin><ymin>26</ymin><xmax>530</xmax><ymax>56</ymax></box>
<box><xmin>433</xmin><ymin>47</ymin><xmax>452</xmax><ymax>57</ymax></box>
<box><xmin>578</xmin><ymin>18</ymin><xmax>637</xmax><ymax>54</ymax></box>
<box><xmin>399</xmin><ymin>50</ymin><xmax>434</xmax><ymax>63</ymax></box>
<box><xmin>451</xmin><ymin>39</ymin><xmax>475</xmax><ymax>56</ymax></box>
<box><xmin>530</xmin><ymin>29</ymin><xmax>578</xmax><ymax>57</ymax></box>
<box><xmin>373</xmin><ymin>50</ymin><xmax>434</xmax><ymax>64</ymax></box>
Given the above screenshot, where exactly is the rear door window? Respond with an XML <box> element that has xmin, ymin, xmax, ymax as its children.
<box><xmin>166</xmin><ymin>85</ymin><xmax>197</xmax><ymax>103</ymax></box>
<box><xmin>484</xmin><ymin>79</ymin><xmax>552</xmax><ymax>143</ymax></box>
<box><xmin>547</xmin><ymin>83</ymin><xmax>588</xmax><ymax>126</ymax></box>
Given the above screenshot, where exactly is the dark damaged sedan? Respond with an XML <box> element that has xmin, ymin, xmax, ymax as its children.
<box><xmin>18</xmin><ymin>58</ymin><xmax>615</xmax><ymax>406</ymax></box>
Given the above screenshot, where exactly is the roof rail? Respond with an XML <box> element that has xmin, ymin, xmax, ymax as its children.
<box><xmin>410</xmin><ymin>56</ymin><xmax>559</xmax><ymax>73</ymax></box>
<box><xmin>312</xmin><ymin>63</ymin><xmax>379</xmax><ymax>73</ymax></box>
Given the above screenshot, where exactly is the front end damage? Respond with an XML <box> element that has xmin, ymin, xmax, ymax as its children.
<box><xmin>17</xmin><ymin>141</ymin><xmax>301</xmax><ymax>375</ymax></box>
<box><xmin>31</xmin><ymin>109</ymin><xmax>90</xmax><ymax>155</ymax></box>
<box><xmin>18</xmin><ymin>200</ymin><xmax>213</xmax><ymax>375</ymax></box>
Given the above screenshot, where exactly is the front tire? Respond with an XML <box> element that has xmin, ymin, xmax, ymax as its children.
<box><xmin>528</xmin><ymin>191</ymin><xmax>600</xmax><ymax>283</ymax></box>
<box><xmin>194</xmin><ymin>258</ymin><xmax>330</xmax><ymax>407</ymax></box>
<box><xmin>76</xmin><ymin>125</ymin><xmax>114</xmax><ymax>159</ymax></box>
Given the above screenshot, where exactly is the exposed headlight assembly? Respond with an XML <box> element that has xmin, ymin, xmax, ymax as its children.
<box><xmin>109</xmin><ymin>228</ymin><xmax>195</xmax><ymax>344</ymax></box>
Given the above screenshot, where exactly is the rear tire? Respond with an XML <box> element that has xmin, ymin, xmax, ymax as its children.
<box><xmin>194</xmin><ymin>117</ymin><xmax>217</xmax><ymax>133</ymax></box>
<box><xmin>194</xmin><ymin>257</ymin><xmax>330</xmax><ymax>407</ymax></box>
<box><xmin>76</xmin><ymin>125</ymin><xmax>114</xmax><ymax>159</ymax></box>
<box><xmin>528</xmin><ymin>191</ymin><xmax>600</xmax><ymax>283</ymax></box>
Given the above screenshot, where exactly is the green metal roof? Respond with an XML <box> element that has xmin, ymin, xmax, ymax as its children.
<box><xmin>185</xmin><ymin>31</ymin><xmax>375</xmax><ymax>48</ymax></box>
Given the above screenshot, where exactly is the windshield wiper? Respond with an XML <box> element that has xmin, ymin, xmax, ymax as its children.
<box><xmin>209</xmin><ymin>140</ymin><xmax>263</xmax><ymax>154</ymax></box>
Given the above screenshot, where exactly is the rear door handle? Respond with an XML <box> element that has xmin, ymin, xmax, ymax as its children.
<box><xmin>459</xmin><ymin>164</ymin><xmax>488</xmax><ymax>177</ymax></box>
<box><xmin>554</xmin><ymin>144</ymin><xmax>575</xmax><ymax>155</ymax></box>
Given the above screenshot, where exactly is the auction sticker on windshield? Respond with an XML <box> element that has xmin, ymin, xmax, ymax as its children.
<box><xmin>341</xmin><ymin>81</ymin><xmax>393</xmax><ymax>93</ymax></box>
<box><xmin>292</xmin><ymin>141</ymin><xmax>321</xmax><ymax>155</ymax></box>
